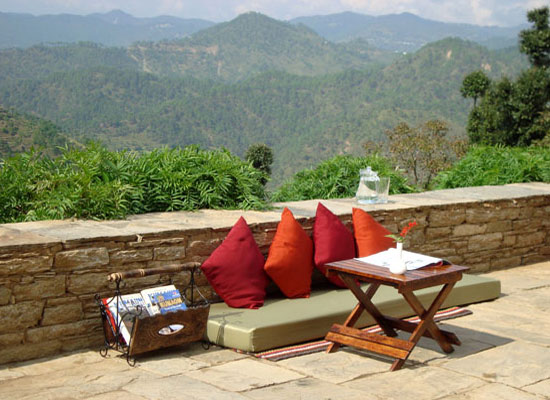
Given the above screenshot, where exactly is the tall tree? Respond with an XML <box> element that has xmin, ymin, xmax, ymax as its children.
<box><xmin>466</xmin><ymin>7</ymin><xmax>550</xmax><ymax>146</ymax></box>
<box><xmin>520</xmin><ymin>7</ymin><xmax>550</xmax><ymax>68</ymax></box>
<box><xmin>460</xmin><ymin>70</ymin><xmax>490</xmax><ymax>107</ymax></box>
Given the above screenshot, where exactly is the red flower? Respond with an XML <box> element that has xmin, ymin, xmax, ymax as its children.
<box><xmin>387</xmin><ymin>220</ymin><xmax>417</xmax><ymax>243</ymax></box>
<box><xmin>400</xmin><ymin>221</ymin><xmax>417</xmax><ymax>238</ymax></box>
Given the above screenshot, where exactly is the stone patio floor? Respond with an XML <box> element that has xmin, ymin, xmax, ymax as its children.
<box><xmin>1</xmin><ymin>261</ymin><xmax>549</xmax><ymax>400</ymax></box>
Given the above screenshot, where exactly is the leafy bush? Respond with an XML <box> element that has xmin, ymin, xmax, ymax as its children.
<box><xmin>270</xmin><ymin>154</ymin><xmax>414</xmax><ymax>202</ymax></box>
<box><xmin>0</xmin><ymin>143</ymin><xmax>268</xmax><ymax>223</ymax></box>
<box><xmin>434</xmin><ymin>145</ymin><xmax>550</xmax><ymax>189</ymax></box>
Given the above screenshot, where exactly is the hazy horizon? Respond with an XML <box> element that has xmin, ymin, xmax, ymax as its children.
<box><xmin>0</xmin><ymin>0</ymin><xmax>546</xmax><ymax>27</ymax></box>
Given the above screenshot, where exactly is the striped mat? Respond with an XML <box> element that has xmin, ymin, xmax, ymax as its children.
<box><xmin>247</xmin><ymin>306</ymin><xmax>472</xmax><ymax>361</ymax></box>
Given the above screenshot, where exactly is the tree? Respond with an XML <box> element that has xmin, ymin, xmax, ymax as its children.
<box><xmin>466</xmin><ymin>7</ymin><xmax>550</xmax><ymax>146</ymax></box>
<box><xmin>460</xmin><ymin>70</ymin><xmax>490</xmax><ymax>107</ymax></box>
<box><xmin>245</xmin><ymin>143</ymin><xmax>273</xmax><ymax>185</ymax></box>
<box><xmin>381</xmin><ymin>120</ymin><xmax>467</xmax><ymax>189</ymax></box>
<box><xmin>519</xmin><ymin>7</ymin><xmax>550</xmax><ymax>68</ymax></box>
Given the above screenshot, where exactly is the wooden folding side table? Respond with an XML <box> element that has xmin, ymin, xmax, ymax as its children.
<box><xmin>324</xmin><ymin>259</ymin><xmax>469</xmax><ymax>371</ymax></box>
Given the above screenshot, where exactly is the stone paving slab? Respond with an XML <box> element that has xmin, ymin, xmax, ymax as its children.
<box><xmin>484</xmin><ymin>263</ymin><xmax>550</xmax><ymax>293</ymax></box>
<box><xmin>523</xmin><ymin>379</ymin><xmax>550</xmax><ymax>398</ymax></box>
<box><xmin>344</xmin><ymin>364</ymin><xmax>486</xmax><ymax>400</ymax></box>
<box><xmin>184</xmin><ymin>358</ymin><xmax>304</xmax><ymax>392</ymax></box>
<box><xmin>1</xmin><ymin>261</ymin><xmax>550</xmax><ymax>400</ymax></box>
<box><xmin>244</xmin><ymin>377</ymin><xmax>369</xmax><ymax>400</ymax></box>
<box><xmin>442</xmin><ymin>383</ymin><xmax>544</xmax><ymax>400</ymax></box>
<box><xmin>278</xmin><ymin>349</ymin><xmax>396</xmax><ymax>384</ymax></box>
<box><xmin>442</xmin><ymin>341</ymin><xmax>550</xmax><ymax>388</ymax></box>
<box><xmin>122</xmin><ymin>374</ymin><xmax>249</xmax><ymax>400</ymax></box>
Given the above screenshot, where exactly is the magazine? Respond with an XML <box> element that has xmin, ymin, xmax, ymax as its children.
<box><xmin>104</xmin><ymin>293</ymin><xmax>148</xmax><ymax>345</ymax></box>
<box><xmin>140</xmin><ymin>285</ymin><xmax>187</xmax><ymax>315</ymax></box>
<box><xmin>355</xmin><ymin>248</ymin><xmax>444</xmax><ymax>271</ymax></box>
<box><xmin>140</xmin><ymin>285</ymin><xmax>187</xmax><ymax>334</ymax></box>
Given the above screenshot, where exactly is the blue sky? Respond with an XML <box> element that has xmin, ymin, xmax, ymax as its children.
<box><xmin>0</xmin><ymin>0</ymin><xmax>547</xmax><ymax>26</ymax></box>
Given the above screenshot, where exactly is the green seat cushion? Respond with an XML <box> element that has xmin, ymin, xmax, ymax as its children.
<box><xmin>205</xmin><ymin>273</ymin><xmax>500</xmax><ymax>352</ymax></box>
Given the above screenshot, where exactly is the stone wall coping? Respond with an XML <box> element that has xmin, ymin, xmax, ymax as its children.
<box><xmin>1</xmin><ymin>182</ymin><xmax>549</xmax><ymax>249</ymax></box>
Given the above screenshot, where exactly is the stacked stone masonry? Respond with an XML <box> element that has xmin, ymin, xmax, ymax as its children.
<box><xmin>0</xmin><ymin>183</ymin><xmax>549</xmax><ymax>365</ymax></box>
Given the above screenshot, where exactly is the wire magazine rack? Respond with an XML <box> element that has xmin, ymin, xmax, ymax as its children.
<box><xmin>95</xmin><ymin>262</ymin><xmax>210</xmax><ymax>365</ymax></box>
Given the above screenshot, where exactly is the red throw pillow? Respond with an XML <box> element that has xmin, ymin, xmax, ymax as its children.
<box><xmin>201</xmin><ymin>217</ymin><xmax>269</xmax><ymax>309</ymax></box>
<box><xmin>352</xmin><ymin>208</ymin><xmax>395</xmax><ymax>257</ymax></box>
<box><xmin>264</xmin><ymin>208</ymin><xmax>314</xmax><ymax>298</ymax></box>
<box><xmin>313</xmin><ymin>203</ymin><xmax>356</xmax><ymax>287</ymax></box>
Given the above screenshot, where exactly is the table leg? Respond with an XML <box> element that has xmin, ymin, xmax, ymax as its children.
<box><xmin>391</xmin><ymin>282</ymin><xmax>457</xmax><ymax>371</ymax></box>
<box><xmin>340</xmin><ymin>274</ymin><xmax>398</xmax><ymax>337</ymax></box>
<box><xmin>327</xmin><ymin>282</ymin><xmax>379</xmax><ymax>353</ymax></box>
<box><xmin>403</xmin><ymin>283</ymin><xmax>456</xmax><ymax>353</ymax></box>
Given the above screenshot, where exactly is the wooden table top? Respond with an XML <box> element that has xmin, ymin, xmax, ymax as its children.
<box><xmin>325</xmin><ymin>259</ymin><xmax>470</xmax><ymax>292</ymax></box>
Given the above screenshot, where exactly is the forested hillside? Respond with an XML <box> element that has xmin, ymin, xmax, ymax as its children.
<box><xmin>130</xmin><ymin>12</ymin><xmax>395</xmax><ymax>81</ymax></box>
<box><xmin>0</xmin><ymin>36</ymin><xmax>528</xmax><ymax>184</ymax></box>
<box><xmin>0</xmin><ymin>107</ymin><xmax>71</xmax><ymax>158</ymax></box>
<box><xmin>0</xmin><ymin>13</ymin><xmax>395</xmax><ymax>84</ymax></box>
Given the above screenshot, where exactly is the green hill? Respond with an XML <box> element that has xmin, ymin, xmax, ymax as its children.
<box><xmin>0</xmin><ymin>107</ymin><xmax>72</xmax><ymax>158</ymax></box>
<box><xmin>129</xmin><ymin>12</ymin><xmax>395</xmax><ymax>81</ymax></box>
<box><xmin>0</xmin><ymin>38</ymin><xmax>528</xmax><ymax>184</ymax></box>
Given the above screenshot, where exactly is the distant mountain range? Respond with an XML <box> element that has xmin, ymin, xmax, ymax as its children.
<box><xmin>0</xmin><ymin>13</ymin><xmax>397</xmax><ymax>84</ymax></box>
<box><xmin>0</xmin><ymin>9</ymin><xmax>214</xmax><ymax>48</ymax></box>
<box><xmin>291</xmin><ymin>12</ymin><xmax>524</xmax><ymax>51</ymax></box>
<box><xmin>0</xmin><ymin>9</ymin><xmax>524</xmax><ymax>52</ymax></box>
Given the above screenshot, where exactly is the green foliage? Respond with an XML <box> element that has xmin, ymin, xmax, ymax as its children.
<box><xmin>0</xmin><ymin>143</ymin><xmax>268</xmax><ymax>223</ymax></box>
<box><xmin>245</xmin><ymin>143</ymin><xmax>273</xmax><ymax>185</ymax></box>
<box><xmin>467</xmin><ymin>66</ymin><xmax>550</xmax><ymax>146</ymax></box>
<box><xmin>467</xmin><ymin>7</ymin><xmax>550</xmax><ymax>146</ymax></box>
<box><xmin>460</xmin><ymin>70</ymin><xmax>490</xmax><ymax>106</ymax></box>
<box><xmin>270</xmin><ymin>154</ymin><xmax>414</xmax><ymax>202</ymax></box>
<box><xmin>434</xmin><ymin>145</ymin><xmax>550</xmax><ymax>188</ymax></box>
<box><xmin>0</xmin><ymin>106</ymin><xmax>70</xmax><ymax>159</ymax></box>
<box><xmin>519</xmin><ymin>7</ymin><xmax>550</xmax><ymax>68</ymax></box>
<box><xmin>375</xmin><ymin>120</ymin><xmax>468</xmax><ymax>189</ymax></box>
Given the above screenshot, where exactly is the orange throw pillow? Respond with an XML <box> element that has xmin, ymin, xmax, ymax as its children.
<box><xmin>264</xmin><ymin>208</ymin><xmax>314</xmax><ymax>298</ymax></box>
<box><xmin>352</xmin><ymin>208</ymin><xmax>395</xmax><ymax>257</ymax></box>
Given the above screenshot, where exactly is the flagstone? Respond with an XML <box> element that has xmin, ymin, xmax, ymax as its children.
<box><xmin>123</xmin><ymin>374</ymin><xmax>249</xmax><ymax>399</ymax></box>
<box><xmin>523</xmin><ymin>378</ymin><xmax>550</xmax><ymax>398</ymax></box>
<box><xmin>278</xmin><ymin>350</ymin><xmax>397</xmax><ymax>384</ymax></box>
<box><xmin>443</xmin><ymin>383</ymin><xmax>542</xmax><ymax>399</ymax></box>
<box><xmin>184</xmin><ymin>358</ymin><xmax>303</xmax><ymax>392</ymax></box>
<box><xmin>245</xmin><ymin>377</ymin><xmax>370</xmax><ymax>400</ymax></box>
<box><xmin>86</xmin><ymin>390</ymin><xmax>149</xmax><ymax>400</ymax></box>
<box><xmin>344</xmin><ymin>365</ymin><xmax>485</xmax><ymax>400</ymax></box>
<box><xmin>441</xmin><ymin>341</ymin><xmax>550</xmax><ymax>388</ymax></box>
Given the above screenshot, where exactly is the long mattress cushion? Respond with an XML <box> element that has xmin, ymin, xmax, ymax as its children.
<box><xmin>205</xmin><ymin>273</ymin><xmax>500</xmax><ymax>352</ymax></box>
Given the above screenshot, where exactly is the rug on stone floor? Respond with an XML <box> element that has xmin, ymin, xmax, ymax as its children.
<box><xmin>236</xmin><ymin>306</ymin><xmax>472</xmax><ymax>362</ymax></box>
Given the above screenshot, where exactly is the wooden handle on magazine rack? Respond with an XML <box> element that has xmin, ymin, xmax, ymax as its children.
<box><xmin>107</xmin><ymin>262</ymin><xmax>201</xmax><ymax>282</ymax></box>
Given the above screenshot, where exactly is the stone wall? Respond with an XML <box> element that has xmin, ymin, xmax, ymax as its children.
<box><xmin>0</xmin><ymin>183</ymin><xmax>549</xmax><ymax>365</ymax></box>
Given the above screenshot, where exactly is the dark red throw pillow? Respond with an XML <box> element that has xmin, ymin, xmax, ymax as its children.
<box><xmin>201</xmin><ymin>217</ymin><xmax>269</xmax><ymax>309</ymax></box>
<box><xmin>264</xmin><ymin>208</ymin><xmax>314</xmax><ymax>298</ymax></box>
<box><xmin>313</xmin><ymin>203</ymin><xmax>356</xmax><ymax>287</ymax></box>
<box><xmin>352</xmin><ymin>208</ymin><xmax>396</xmax><ymax>257</ymax></box>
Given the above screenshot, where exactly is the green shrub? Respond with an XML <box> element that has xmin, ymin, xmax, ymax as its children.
<box><xmin>270</xmin><ymin>154</ymin><xmax>414</xmax><ymax>202</ymax></box>
<box><xmin>434</xmin><ymin>145</ymin><xmax>550</xmax><ymax>188</ymax></box>
<box><xmin>0</xmin><ymin>143</ymin><xmax>268</xmax><ymax>223</ymax></box>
